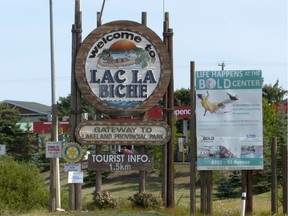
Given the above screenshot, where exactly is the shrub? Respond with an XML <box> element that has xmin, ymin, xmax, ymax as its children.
<box><xmin>92</xmin><ymin>191</ymin><xmax>118</xmax><ymax>209</ymax></box>
<box><xmin>215</xmin><ymin>171</ymin><xmax>241</xmax><ymax>199</ymax></box>
<box><xmin>128</xmin><ymin>191</ymin><xmax>163</xmax><ymax>209</ymax></box>
<box><xmin>0</xmin><ymin>156</ymin><xmax>49</xmax><ymax>213</ymax></box>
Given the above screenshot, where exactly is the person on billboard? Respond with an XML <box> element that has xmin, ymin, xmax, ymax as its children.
<box><xmin>197</xmin><ymin>91</ymin><xmax>238</xmax><ymax>116</ymax></box>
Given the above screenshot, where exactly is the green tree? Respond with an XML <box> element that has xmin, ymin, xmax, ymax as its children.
<box><xmin>0</xmin><ymin>103</ymin><xmax>45</xmax><ymax>168</ymax></box>
<box><xmin>0</xmin><ymin>103</ymin><xmax>21</xmax><ymax>145</ymax></box>
<box><xmin>262</xmin><ymin>80</ymin><xmax>288</xmax><ymax>104</ymax></box>
<box><xmin>216</xmin><ymin>171</ymin><xmax>241</xmax><ymax>199</ymax></box>
<box><xmin>57</xmin><ymin>95</ymin><xmax>71</xmax><ymax>118</ymax></box>
<box><xmin>57</xmin><ymin>94</ymin><xmax>98</xmax><ymax>120</ymax></box>
<box><xmin>174</xmin><ymin>88</ymin><xmax>191</xmax><ymax>106</ymax></box>
<box><xmin>260</xmin><ymin>81</ymin><xmax>288</xmax><ymax>193</ymax></box>
<box><xmin>253</xmin><ymin>99</ymin><xmax>280</xmax><ymax>193</ymax></box>
<box><xmin>0</xmin><ymin>103</ymin><xmax>28</xmax><ymax>157</ymax></box>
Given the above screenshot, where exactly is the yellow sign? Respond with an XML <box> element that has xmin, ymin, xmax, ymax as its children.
<box><xmin>62</xmin><ymin>142</ymin><xmax>84</xmax><ymax>163</ymax></box>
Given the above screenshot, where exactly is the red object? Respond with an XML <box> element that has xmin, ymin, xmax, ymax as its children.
<box><xmin>174</xmin><ymin>106</ymin><xmax>191</xmax><ymax>119</ymax></box>
<box><xmin>274</xmin><ymin>103</ymin><xmax>288</xmax><ymax>114</ymax></box>
<box><xmin>147</xmin><ymin>106</ymin><xmax>191</xmax><ymax>119</ymax></box>
<box><xmin>122</xmin><ymin>148</ymin><xmax>135</xmax><ymax>154</ymax></box>
<box><xmin>100</xmin><ymin>118</ymin><xmax>141</xmax><ymax>122</ymax></box>
<box><xmin>147</xmin><ymin>107</ymin><xmax>163</xmax><ymax>120</ymax></box>
<box><xmin>33</xmin><ymin>121</ymin><xmax>70</xmax><ymax>134</ymax></box>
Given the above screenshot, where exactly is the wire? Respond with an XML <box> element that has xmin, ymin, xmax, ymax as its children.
<box><xmin>99</xmin><ymin>0</ymin><xmax>106</xmax><ymax>21</ymax></box>
<box><xmin>0</xmin><ymin>76</ymin><xmax>70</xmax><ymax>84</ymax></box>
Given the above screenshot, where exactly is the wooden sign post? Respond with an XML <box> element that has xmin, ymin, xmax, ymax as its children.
<box><xmin>69</xmin><ymin>0</ymin><xmax>82</xmax><ymax>211</ymax></box>
<box><xmin>70</xmin><ymin>3</ymin><xmax>173</xmax><ymax>210</ymax></box>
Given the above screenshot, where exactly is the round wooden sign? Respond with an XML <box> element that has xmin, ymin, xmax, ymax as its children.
<box><xmin>75</xmin><ymin>20</ymin><xmax>171</xmax><ymax>117</ymax></box>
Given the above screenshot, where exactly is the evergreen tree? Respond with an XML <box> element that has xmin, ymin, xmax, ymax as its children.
<box><xmin>57</xmin><ymin>94</ymin><xmax>98</xmax><ymax>121</ymax></box>
<box><xmin>216</xmin><ymin>171</ymin><xmax>241</xmax><ymax>199</ymax></box>
<box><xmin>0</xmin><ymin>103</ymin><xmax>47</xmax><ymax>169</ymax></box>
<box><xmin>174</xmin><ymin>88</ymin><xmax>191</xmax><ymax>106</ymax></box>
<box><xmin>262</xmin><ymin>80</ymin><xmax>288</xmax><ymax>104</ymax></box>
<box><xmin>0</xmin><ymin>103</ymin><xmax>22</xmax><ymax>154</ymax></box>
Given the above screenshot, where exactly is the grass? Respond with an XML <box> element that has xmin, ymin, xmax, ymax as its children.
<box><xmin>17</xmin><ymin>163</ymin><xmax>286</xmax><ymax>215</ymax></box>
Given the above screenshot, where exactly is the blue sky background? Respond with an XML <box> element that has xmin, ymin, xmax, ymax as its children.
<box><xmin>0</xmin><ymin>0</ymin><xmax>287</xmax><ymax>105</ymax></box>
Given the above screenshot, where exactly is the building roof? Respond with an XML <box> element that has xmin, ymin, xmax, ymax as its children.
<box><xmin>1</xmin><ymin>100</ymin><xmax>51</xmax><ymax>116</ymax></box>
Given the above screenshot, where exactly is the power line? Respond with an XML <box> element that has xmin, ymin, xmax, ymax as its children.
<box><xmin>0</xmin><ymin>76</ymin><xmax>69</xmax><ymax>84</ymax></box>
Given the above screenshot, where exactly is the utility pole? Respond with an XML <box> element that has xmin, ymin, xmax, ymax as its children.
<box><xmin>218</xmin><ymin>61</ymin><xmax>225</xmax><ymax>71</ymax></box>
<box><xmin>49</xmin><ymin>0</ymin><xmax>60</xmax><ymax>212</ymax></box>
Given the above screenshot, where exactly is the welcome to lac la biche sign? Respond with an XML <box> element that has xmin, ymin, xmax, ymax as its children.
<box><xmin>75</xmin><ymin>20</ymin><xmax>171</xmax><ymax>117</ymax></box>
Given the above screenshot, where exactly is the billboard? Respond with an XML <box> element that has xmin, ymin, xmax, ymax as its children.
<box><xmin>196</xmin><ymin>70</ymin><xmax>263</xmax><ymax>170</ymax></box>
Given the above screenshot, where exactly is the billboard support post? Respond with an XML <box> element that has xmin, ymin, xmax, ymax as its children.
<box><xmin>282</xmin><ymin>141</ymin><xmax>288</xmax><ymax>214</ymax></box>
<box><xmin>271</xmin><ymin>137</ymin><xmax>278</xmax><ymax>214</ymax></box>
<box><xmin>162</xmin><ymin>12</ymin><xmax>174</xmax><ymax>208</ymax></box>
<box><xmin>190</xmin><ymin>61</ymin><xmax>196</xmax><ymax>214</ymax></box>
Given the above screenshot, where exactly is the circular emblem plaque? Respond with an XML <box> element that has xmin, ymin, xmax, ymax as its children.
<box><xmin>62</xmin><ymin>142</ymin><xmax>84</xmax><ymax>163</ymax></box>
<box><xmin>75</xmin><ymin>20</ymin><xmax>171</xmax><ymax>117</ymax></box>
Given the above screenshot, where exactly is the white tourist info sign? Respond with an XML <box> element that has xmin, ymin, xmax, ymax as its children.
<box><xmin>196</xmin><ymin>70</ymin><xmax>263</xmax><ymax>170</ymax></box>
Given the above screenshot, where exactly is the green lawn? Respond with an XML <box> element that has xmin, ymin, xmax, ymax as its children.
<box><xmin>23</xmin><ymin>163</ymin><xmax>285</xmax><ymax>216</ymax></box>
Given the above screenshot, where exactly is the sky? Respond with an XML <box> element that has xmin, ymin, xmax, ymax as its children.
<box><xmin>1</xmin><ymin>0</ymin><xmax>287</xmax><ymax>106</ymax></box>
